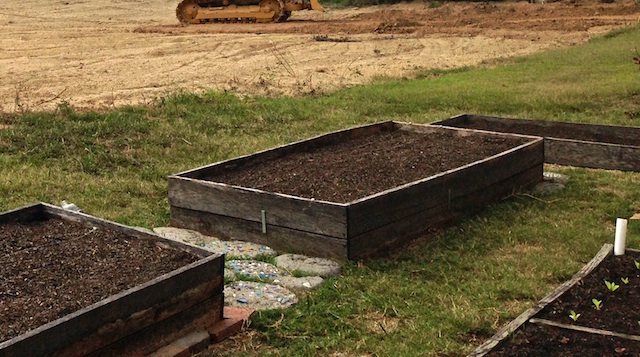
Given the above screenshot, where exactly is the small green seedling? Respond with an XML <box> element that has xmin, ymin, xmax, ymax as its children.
<box><xmin>592</xmin><ymin>298</ymin><xmax>603</xmax><ymax>311</ymax></box>
<box><xmin>621</xmin><ymin>277</ymin><xmax>630</xmax><ymax>285</ymax></box>
<box><xmin>635</xmin><ymin>260</ymin><xmax>640</xmax><ymax>269</ymax></box>
<box><xmin>569</xmin><ymin>310</ymin><xmax>581</xmax><ymax>321</ymax></box>
<box><xmin>605</xmin><ymin>280</ymin><xmax>620</xmax><ymax>292</ymax></box>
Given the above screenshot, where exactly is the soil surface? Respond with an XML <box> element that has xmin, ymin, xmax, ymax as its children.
<box><xmin>487</xmin><ymin>250</ymin><xmax>640</xmax><ymax>356</ymax></box>
<box><xmin>537</xmin><ymin>250</ymin><xmax>640</xmax><ymax>335</ymax></box>
<box><xmin>0</xmin><ymin>218</ymin><xmax>199</xmax><ymax>343</ymax></box>
<box><xmin>210</xmin><ymin>127</ymin><xmax>530</xmax><ymax>202</ymax></box>
<box><xmin>488</xmin><ymin>324</ymin><xmax>640</xmax><ymax>356</ymax></box>
<box><xmin>1</xmin><ymin>0</ymin><xmax>638</xmax><ymax>112</ymax></box>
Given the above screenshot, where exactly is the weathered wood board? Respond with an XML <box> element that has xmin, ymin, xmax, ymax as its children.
<box><xmin>169</xmin><ymin>121</ymin><xmax>544</xmax><ymax>260</ymax></box>
<box><xmin>433</xmin><ymin>114</ymin><xmax>640</xmax><ymax>171</ymax></box>
<box><xmin>0</xmin><ymin>202</ymin><xmax>225</xmax><ymax>357</ymax></box>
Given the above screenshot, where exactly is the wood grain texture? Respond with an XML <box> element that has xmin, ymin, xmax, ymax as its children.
<box><xmin>348</xmin><ymin>164</ymin><xmax>543</xmax><ymax>260</ymax></box>
<box><xmin>169</xmin><ymin>177</ymin><xmax>348</xmax><ymax>238</ymax></box>
<box><xmin>170</xmin><ymin>205</ymin><xmax>349</xmax><ymax>261</ymax></box>
<box><xmin>87</xmin><ymin>295</ymin><xmax>223</xmax><ymax>357</ymax></box>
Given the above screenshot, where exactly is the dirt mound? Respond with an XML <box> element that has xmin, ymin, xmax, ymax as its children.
<box><xmin>0</xmin><ymin>0</ymin><xmax>638</xmax><ymax>112</ymax></box>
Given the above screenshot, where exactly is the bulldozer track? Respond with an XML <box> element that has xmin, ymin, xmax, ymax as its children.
<box><xmin>175</xmin><ymin>0</ymin><xmax>316</xmax><ymax>25</ymax></box>
<box><xmin>176</xmin><ymin>0</ymin><xmax>283</xmax><ymax>24</ymax></box>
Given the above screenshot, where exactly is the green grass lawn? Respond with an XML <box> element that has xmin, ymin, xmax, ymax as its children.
<box><xmin>1</xmin><ymin>23</ymin><xmax>640</xmax><ymax>357</ymax></box>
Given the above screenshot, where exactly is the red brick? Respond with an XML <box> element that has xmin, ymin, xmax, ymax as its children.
<box><xmin>208</xmin><ymin>319</ymin><xmax>243</xmax><ymax>343</ymax></box>
<box><xmin>207</xmin><ymin>307</ymin><xmax>255</xmax><ymax>343</ymax></box>
<box><xmin>224</xmin><ymin>306</ymin><xmax>255</xmax><ymax>321</ymax></box>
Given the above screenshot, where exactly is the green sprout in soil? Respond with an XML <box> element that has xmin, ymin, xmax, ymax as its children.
<box><xmin>605</xmin><ymin>280</ymin><xmax>620</xmax><ymax>292</ymax></box>
<box><xmin>634</xmin><ymin>260</ymin><xmax>640</xmax><ymax>269</ymax></box>
<box><xmin>621</xmin><ymin>277</ymin><xmax>630</xmax><ymax>285</ymax></box>
<box><xmin>569</xmin><ymin>310</ymin><xmax>581</xmax><ymax>321</ymax></box>
<box><xmin>592</xmin><ymin>298</ymin><xmax>603</xmax><ymax>311</ymax></box>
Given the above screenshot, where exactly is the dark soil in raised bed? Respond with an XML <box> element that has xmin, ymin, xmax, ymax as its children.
<box><xmin>536</xmin><ymin>251</ymin><xmax>640</xmax><ymax>335</ymax></box>
<box><xmin>0</xmin><ymin>217</ymin><xmax>199</xmax><ymax>343</ymax></box>
<box><xmin>210</xmin><ymin>129</ymin><xmax>530</xmax><ymax>203</ymax></box>
<box><xmin>487</xmin><ymin>323</ymin><xmax>640</xmax><ymax>356</ymax></box>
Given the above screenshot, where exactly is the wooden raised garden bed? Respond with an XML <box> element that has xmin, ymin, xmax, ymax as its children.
<box><xmin>168</xmin><ymin>121</ymin><xmax>544</xmax><ymax>261</ymax></box>
<box><xmin>470</xmin><ymin>244</ymin><xmax>640</xmax><ymax>357</ymax></box>
<box><xmin>0</xmin><ymin>202</ymin><xmax>224</xmax><ymax>357</ymax></box>
<box><xmin>432</xmin><ymin>114</ymin><xmax>640</xmax><ymax>172</ymax></box>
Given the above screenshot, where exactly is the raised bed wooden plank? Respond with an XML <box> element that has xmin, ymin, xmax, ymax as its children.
<box><xmin>87</xmin><ymin>294</ymin><xmax>223</xmax><ymax>357</ymax></box>
<box><xmin>0</xmin><ymin>202</ymin><xmax>46</xmax><ymax>223</ymax></box>
<box><xmin>347</xmin><ymin>136</ymin><xmax>543</xmax><ymax>237</ymax></box>
<box><xmin>528</xmin><ymin>318</ymin><xmax>640</xmax><ymax>342</ymax></box>
<box><xmin>443</xmin><ymin>114</ymin><xmax>640</xmax><ymax>144</ymax></box>
<box><xmin>39</xmin><ymin>202</ymin><xmax>212</xmax><ymax>258</ymax></box>
<box><xmin>545</xmin><ymin>138</ymin><xmax>640</xmax><ymax>171</ymax></box>
<box><xmin>170</xmin><ymin>205</ymin><xmax>348</xmax><ymax>261</ymax></box>
<box><xmin>175</xmin><ymin>121</ymin><xmax>397</xmax><ymax>180</ymax></box>
<box><xmin>168</xmin><ymin>177</ymin><xmax>348</xmax><ymax>238</ymax></box>
<box><xmin>0</xmin><ymin>203</ymin><xmax>225</xmax><ymax>357</ymax></box>
<box><xmin>349</xmin><ymin>164</ymin><xmax>542</xmax><ymax>260</ymax></box>
<box><xmin>1</xmin><ymin>253</ymin><xmax>223</xmax><ymax>357</ymax></box>
<box><xmin>433</xmin><ymin>114</ymin><xmax>640</xmax><ymax>171</ymax></box>
<box><xmin>467</xmin><ymin>244</ymin><xmax>613</xmax><ymax>357</ymax></box>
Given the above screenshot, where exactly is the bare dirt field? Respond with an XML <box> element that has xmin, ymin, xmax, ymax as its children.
<box><xmin>0</xmin><ymin>0</ymin><xmax>638</xmax><ymax>112</ymax></box>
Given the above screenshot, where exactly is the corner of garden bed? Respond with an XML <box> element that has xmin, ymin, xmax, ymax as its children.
<box><xmin>0</xmin><ymin>202</ymin><xmax>227</xmax><ymax>357</ymax></box>
<box><xmin>469</xmin><ymin>243</ymin><xmax>640</xmax><ymax>356</ymax></box>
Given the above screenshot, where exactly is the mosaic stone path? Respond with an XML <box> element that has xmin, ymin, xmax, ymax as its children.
<box><xmin>152</xmin><ymin>227</ymin><xmax>341</xmax><ymax>311</ymax></box>
<box><xmin>153</xmin><ymin>227</ymin><xmax>277</xmax><ymax>259</ymax></box>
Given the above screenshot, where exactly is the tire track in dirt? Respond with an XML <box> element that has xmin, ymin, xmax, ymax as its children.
<box><xmin>1</xmin><ymin>0</ymin><xmax>637</xmax><ymax>112</ymax></box>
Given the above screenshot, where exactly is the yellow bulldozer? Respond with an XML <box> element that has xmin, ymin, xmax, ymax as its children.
<box><xmin>176</xmin><ymin>0</ymin><xmax>324</xmax><ymax>24</ymax></box>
